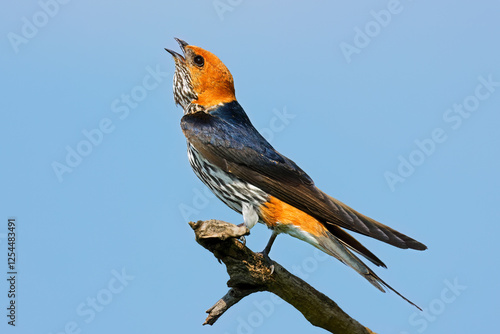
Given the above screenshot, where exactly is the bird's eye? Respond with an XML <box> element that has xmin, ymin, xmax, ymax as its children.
<box><xmin>193</xmin><ymin>55</ymin><xmax>204</xmax><ymax>67</ymax></box>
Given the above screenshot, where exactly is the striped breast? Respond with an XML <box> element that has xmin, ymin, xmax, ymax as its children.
<box><xmin>186</xmin><ymin>144</ymin><xmax>269</xmax><ymax>215</ymax></box>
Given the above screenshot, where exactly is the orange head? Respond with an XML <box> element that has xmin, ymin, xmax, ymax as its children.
<box><xmin>165</xmin><ymin>38</ymin><xmax>236</xmax><ymax>113</ymax></box>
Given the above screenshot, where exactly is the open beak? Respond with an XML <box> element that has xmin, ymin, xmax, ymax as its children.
<box><xmin>164</xmin><ymin>38</ymin><xmax>189</xmax><ymax>62</ymax></box>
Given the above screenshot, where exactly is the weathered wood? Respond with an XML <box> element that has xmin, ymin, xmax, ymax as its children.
<box><xmin>189</xmin><ymin>220</ymin><xmax>377</xmax><ymax>334</ymax></box>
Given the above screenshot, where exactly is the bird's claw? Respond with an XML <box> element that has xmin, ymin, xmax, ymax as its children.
<box><xmin>257</xmin><ymin>251</ymin><xmax>275</xmax><ymax>275</ymax></box>
<box><xmin>236</xmin><ymin>223</ymin><xmax>248</xmax><ymax>246</ymax></box>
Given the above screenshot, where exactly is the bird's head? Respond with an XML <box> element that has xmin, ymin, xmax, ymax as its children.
<box><xmin>165</xmin><ymin>38</ymin><xmax>236</xmax><ymax>113</ymax></box>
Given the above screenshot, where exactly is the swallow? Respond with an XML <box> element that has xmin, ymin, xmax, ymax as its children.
<box><xmin>165</xmin><ymin>38</ymin><xmax>426</xmax><ymax>309</ymax></box>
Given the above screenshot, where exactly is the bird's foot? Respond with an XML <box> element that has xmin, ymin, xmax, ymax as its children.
<box><xmin>238</xmin><ymin>235</ymin><xmax>246</xmax><ymax>246</ymax></box>
<box><xmin>257</xmin><ymin>251</ymin><xmax>275</xmax><ymax>275</ymax></box>
<box><xmin>236</xmin><ymin>223</ymin><xmax>248</xmax><ymax>246</ymax></box>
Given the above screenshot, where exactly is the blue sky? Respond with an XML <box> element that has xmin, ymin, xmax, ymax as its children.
<box><xmin>1</xmin><ymin>1</ymin><xmax>499</xmax><ymax>333</ymax></box>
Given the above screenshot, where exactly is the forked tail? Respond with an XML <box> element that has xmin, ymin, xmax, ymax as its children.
<box><xmin>316</xmin><ymin>230</ymin><xmax>422</xmax><ymax>310</ymax></box>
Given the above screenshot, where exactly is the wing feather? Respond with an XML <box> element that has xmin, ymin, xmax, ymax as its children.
<box><xmin>181</xmin><ymin>103</ymin><xmax>426</xmax><ymax>250</ymax></box>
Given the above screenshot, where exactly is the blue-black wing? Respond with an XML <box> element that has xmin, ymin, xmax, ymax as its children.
<box><xmin>181</xmin><ymin>101</ymin><xmax>426</xmax><ymax>251</ymax></box>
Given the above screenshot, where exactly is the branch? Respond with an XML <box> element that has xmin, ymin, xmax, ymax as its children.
<box><xmin>189</xmin><ymin>219</ymin><xmax>377</xmax><ymax>334</ymax></box>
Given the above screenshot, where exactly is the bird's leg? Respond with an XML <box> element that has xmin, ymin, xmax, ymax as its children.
<box><xmin>258</xmin><ymin>232</ymin><xmax>278</xmax><ymax>274</ymax></box>
<box><xmin>236</xmin><ymin>224</ymin><xmax>247</xmax><ymax>246</ymax></box>
<box><xmin>262</xmin><ymin>233</ymin><xmax>277</xmax><ymax>259</ymax></box>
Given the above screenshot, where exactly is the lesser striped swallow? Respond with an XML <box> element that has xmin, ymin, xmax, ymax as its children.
<box><xmin>165</xmin><ymin>38</ymin><xmax>426</xmax><ymax>309</ymax></box>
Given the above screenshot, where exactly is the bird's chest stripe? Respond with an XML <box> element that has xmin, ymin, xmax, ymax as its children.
<box><xmin>187</xmin><ymin>145</ymin><xmax>268</xmax><ymax>212</ymax></box>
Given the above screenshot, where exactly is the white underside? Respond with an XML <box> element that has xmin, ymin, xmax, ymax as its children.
<box><xmin>242</xmin><ymin>202</ymin><xmax>259</xmax><ymax>229</ymax></box>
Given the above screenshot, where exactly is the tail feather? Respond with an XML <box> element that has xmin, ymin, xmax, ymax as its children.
<box><xmin>317</xmin><ymin>230</ymin><xmax>421</xmax><ymax>310</ymax></box>
<box><xmin>323</xmin><ymin>223</ymin><xmax>386</xmax><ymax>268</ymax></box>
<box><xmin>371</xmin><ymin>271</ymin><xmax>423</xmax><ymax>311</ymax></box>
<box><xmin>325</xmin><ymin>194</ymin><xmax>427</xmax><ymax>251</ymax></box>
